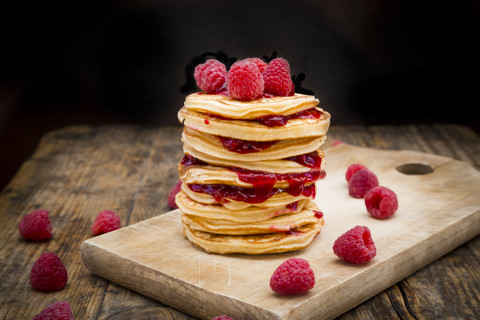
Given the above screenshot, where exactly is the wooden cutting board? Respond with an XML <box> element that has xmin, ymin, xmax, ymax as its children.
<box><xmin>81</xmin><ymin>144</ymin><xmax>480</xmax><ymax>320</ymax></box>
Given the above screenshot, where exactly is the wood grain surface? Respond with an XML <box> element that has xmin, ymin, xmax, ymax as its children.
<box><xmin>1</xmin><ymin>124</ymin><xmax>480</xmax><ymax>319</ymax></box>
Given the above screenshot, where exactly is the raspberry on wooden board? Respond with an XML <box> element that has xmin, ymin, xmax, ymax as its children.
<box><xmin>270</xmin><ymin>257</ymin><xmax>315</xmax><ymax>295</ymax></box>
<box><xmin>333</xmin><ymin>226</ymin><xmax>376</xmax><ymax>264</ymax></box>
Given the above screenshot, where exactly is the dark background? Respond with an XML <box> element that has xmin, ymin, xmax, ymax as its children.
<box><xmin>1</xmin><ymin>0</ymin><xmax>480</xmax><ymax>190</ymax></box>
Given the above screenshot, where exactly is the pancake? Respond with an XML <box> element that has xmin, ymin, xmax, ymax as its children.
<box><xmin>182</xmin><ymin>92</ymin><xmax>320</xmax><ymax>119</ymax></box>
<box><xmin>183</xmin><ymin>144</ymin><xmax>324</xmax><ymax>174</ymax></box>
<box><xmin>180</xmin><ymin>182</ymin><xmax>316</xmax><ymax>210</ymax></box>
<box><xmin>176</xmin><ymin>79</ymin><xmax>330</xmax><ymax>254</ymax></box>
<box><xmin>182</xmin><ymin>126</ymin><xmax>327</xmax><ymax>162</ymax></box>
<box><xmin>182</xmin><ymin>220</ymin><xmax>322</xmax><ymax>254</ymax></box>
<box><xmin>181</xmin><ymin>200</ymin><xmax>323</xmax><ymax>235</ymax></box>
<box><xmin>178</xmin><ymin>152</ymin><xmax>326</xmax><ymax>188</ymax></box>
<box><xmin>178</xmin><ymin>107</ymin><xmax>330</xmax><ymax>141</ymax></box>
<box><xmin>175</xmin><ymin>191</ymin><xmax>311</xmax><ymax>222</ymax></box>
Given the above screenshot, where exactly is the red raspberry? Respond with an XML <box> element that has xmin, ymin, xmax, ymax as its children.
<box><xmin>194</xmin><ymin>59</ymin><xmax>227</xmax><ymax>93</ymax></box>
<box><xmin>168</xmin><ymin>179</ymin><xmax>182</xmax><ymax>209</ymax></box>
<box><xmin>30</xmin><ymin>251</ymin><xmax>68</xmax><ymax>292</ymax></box>
<box><xmin>365</xmin><ymin>186</ymin><xmax>399</xmax><ymax>219</ymax></box>
<box><xmin>333</xmin><ymin>226</ymin><xmax>376</xmax><ymax>264</ymax></box>
<box><xmin>245</xmin><ymin>57</ymin><xmax>267</xmax><ymax>74</ymax></box>
<box><xmin>348</xmin><ymin>168</ymin><xmax>379</xmax><ymax>198</ymax></box>
<box><xmin>270</xmin><ymin>258</ymin><xmax>315</xmax><ymax>295</ymax></box>
<box><xmin>212</xmin><ymin>316</ymin><xmax>235</xmax><ymax>320</ymax></box>
<box><xmin>91</xmin><ymin>210</ymin><xmax>121</xmax><ymax>236</ymax></box>
<box><xmin>227</xmin><ymin>59</ymin><xmax>264</xmax><ymax>101</ymax></box>
<box><xmin>263</xmin><ymin>58</ymin><xmax>293</xmax><ymax>96</ymax></box>
<box><xmin>33</xmin><ymin>301</ymin><xmax>74</xmax><ymax>320</ymax></box>
<box><xmin>345</xmin><ymin>163</ymin><xmax>367</xmax><ymax>182</ymax></box>
<box><xmin>19</xmin><ymin>209</ymin><xmax>52</xmax><ymax>241</ymax></box>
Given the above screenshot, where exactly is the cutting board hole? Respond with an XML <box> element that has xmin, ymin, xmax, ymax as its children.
<box><xmin>395</xmin><ymin>163</ymin><xmax>434</xmax><ymax>175</ymax></box>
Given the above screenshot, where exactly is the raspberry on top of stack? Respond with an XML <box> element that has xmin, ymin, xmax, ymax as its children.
<box><xmin>175</xmin><ymin>57</ymin><xmax>331</xmax><ymax>254</ymax></box>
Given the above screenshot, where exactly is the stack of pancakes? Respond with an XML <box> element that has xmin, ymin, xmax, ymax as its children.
<box><xmin>175</xmin><ymin>92</ymin><xmax>330</xmax><ymax>254</ymax></box>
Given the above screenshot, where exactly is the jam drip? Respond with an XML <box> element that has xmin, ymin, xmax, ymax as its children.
<box><xmin>180</xmin><ymin>154</ymin><xmax>207</xmax><ymax>167</ymax></box>
<box><xmin>314</xmin><ymin>210</ymin><xmax>323</xmax><ymax>219</ymax></box>
<box><xmin>188</xmin><ymin>183</ymin><xmax>316</xmax><ymax>204</ymax></box>
<box><xmin>219</xmin><ymin>136</ymin><xmax>277</xmax><ymax>154</ymax></box>
<box><xmin>286</xmin><ymin>152</ymin><xmax>322</xmax><ymax>169</ymax></box>
<box><xmin>205</xmin><ymin>108</ymin><xmax>322</xmax><ymax>127</ymax></box>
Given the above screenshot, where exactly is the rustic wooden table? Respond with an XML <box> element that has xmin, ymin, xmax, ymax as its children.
<box><xmin>1</xmin><ymin>124</ymin><xmax>479</xmax><ymax>320</ymax></box>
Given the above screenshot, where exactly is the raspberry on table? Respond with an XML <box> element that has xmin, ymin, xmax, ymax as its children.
<box><xmin>270</xmin><ymin>257</ymin><xmax>315</xmax><ymax>295</ymax></box>
<box><xmin>365</xmin><ymin>186</ymin><xmax>399</xmax><ymax>219</ymax></box>
<box><xmin>19</xmin><ymin>209</ymin><xmax>52</xmax><ymax>241</ymax></box>
<box><xmin>345</xmin><ymin>163</ymin><xmax>367</xmax><ymax>182</ymax></box>
<box><xmin>263</xmin><ymin>58</ymin><xmax>293</xmax><ymax>97</ymax></box>
<box><xmin>212</xmin><ymin>316</ymin><xmax>235</xmax><ymax>320</ymax></box>
<box><xmin>333</xmin><ymin>226</ymin><xmax>376</xmax><ymax>264</ymax></box>
<box><xmin>168</xmin><ymin>179</ymin><xmax>182</xmax><ymax>209</ymax></box>
<box><xmin>227</xmin><ymin>59</ymin><xmax>264</xmax><ymax>101</ymax></box>
<box><xmin>348</xmin><ymin>168</ymin><xmax>379</xmax><ymax>198</ymax></box>
<box><xmin>30</xmin><ymin>251</ymin><xmax>68</xmax><ymax>292</ymax></box>
<box><xmin>91</xmin><ymin>210</ymin><xmax>121</xmax><ymax>236</ymax></box>
<box><xmin>245</xmin><ymin>57</ymin><xmax>267</xmax><ymax>74</ymax></box>
<box><xmin>194</xmin><ymin>59</ymin><xmax>227</xmax><ymax>93</ymax></box>
<box><xmin>33</xmin><ymin>301</ymin><xmax>74</xmax><ymax>320</ymax></box>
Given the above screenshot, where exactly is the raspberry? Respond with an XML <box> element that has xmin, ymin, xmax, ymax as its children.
<box><xmin>212</xmin><ymin>316</ymin><xmax>235</xmax><ymax>320</ymax></box>
<box><xmin>91</xmin><ymin>210</ymin><xmax>121</xmax><ymax>236</ymax></box>
<box><xmin>227</xmin><ymin>59</ymin><xmax>264</xmax><ymax>101</ymax></box>
<box><xmin>30</xmin><ymin>251</ymin><xmax>68</xmax><ymax>292</ymax></box>
<box><xmin>168</xmin><ymin>179</ymin><xmax>182</xmax><ymax>209</ymax></box>
<box><xmin>263</xmin><ymin>58</ymin><xmax>293</xmax><ymax>96</ymax></box>
<box><xmin>194</xmin><ymin>59</ymin><xmax>227</xmax><ymax>93</ymax></box>
<box><xmin>345</xmin><ymin>163</ymin><xmax>367</xmax><ymax>182</ymax></box>
<box><xmin>348</xmin><ymin>168</ymin><xmax>379</xmax><ymax>198</ymax></box>
<box><xmin>333</xmin><ymin>226</ymin><xmax>376</xmax><ymax>264</ymax></box>
<box><xmin>19</xmin><ymin>209</ymin><xmax>52</xmax><ymax>241</ymax></box>
<box><xmin>365</xmin><ymin>186</ymin><xmax>399</xmax><ymax>219</ymax></box>
<box><xmin>245</xmin><ymin>57</ymin><xmax>267</xmax><ymax>74</ymax></box>
<box><xmin>270</xmin><ymin>258</ymin><xmax>315</xmax><ymax>295</ymax></box>
<box><xmin>33</xmin><ymin>301</ymin><xmax>74</xmax><ymax>320</ymax></box>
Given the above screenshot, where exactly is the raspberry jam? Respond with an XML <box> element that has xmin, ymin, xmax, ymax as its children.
<box><xmin>256</xmin><ymin>108</ymin><xmax>322</xmax><ymax>127</ymax></box>
<box><xmin>314</xmin><ymin>210</ymin><xmax>323</xmax><ymax>219</ymax></box>
<box><xmin>219</xmin><ymin>137</ymin><xmax>277</xmax><ymax>154</ymax></box>
<box><xmin>187</xmin><ymin>183</ymin><xmax>316</xmax><ymax>204</ymax></box>
<box><xmin>230</xmin><ymin>167</ymin><xmax>323</xmax><ymax>192</ymax></box>
<box><xmin>286</xmin><ymin>152</ymin><xmax>322</xmax><ymax>169</ymax></box>
<box><xmin>180</xmin><ymin>154</ymin><xmax>207</xmax><ymax>167</ymax></box>
<box><xmin>205</xmin><ymin>108</ymin><xmax>322</xmax><ymax>127</ymax></box>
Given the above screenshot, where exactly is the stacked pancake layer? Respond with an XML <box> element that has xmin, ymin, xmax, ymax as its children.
<box><xmin>176</xmin><ymin>93</ymin><xmax>330</xmax><ymax>254</ymax></box>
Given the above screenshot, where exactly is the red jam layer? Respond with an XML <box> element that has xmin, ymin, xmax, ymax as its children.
<box><xmin>205</xmin><ymin>108</ymin><xmax>322</xmax><ymax>127</ymax></box>
<box><xmin>180</xmin><ymin>155</ymin><xmax>325</xmax><ymax>195</ymax></box>
<box><xmin>229</xmin><ymin>167</ymin><xmax>325</xmax><ymax>195</ymax></box>
<box><xmin>182</xmin><ymin>154</ymin><xmax>323</xmax><ymax>169</ymax></box>
<box><xmin>187</xmin><ymin>183</ymin><xmax>316</xmax><ymax>204</ymax></box>
<box><xmin>256</xmin><ymin>108</ymin><xmax>322</xmax><ymax>127</ymax></box>
<box><xmin>180</xmin><ymin>154</ymin><xmax>207</xmax><ymax>167</ymax></box>
<box><xmin>286</xmin><ymin>152</ymin><xmax>322</xmax><ymax>169</ymax></box>
<box><xmin>219</xmin><ymin>136</ymin><xmax>277</xmax><ymax>154</ymax></box>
